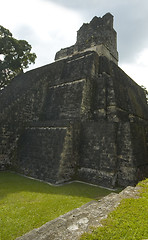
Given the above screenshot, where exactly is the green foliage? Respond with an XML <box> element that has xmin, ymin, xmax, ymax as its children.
<box><xmin>0</xmin><ymin>25</ymin><xmax>36</xmax><ymax>89</ymax></box>
<box><xmin>0</xmin><ymin>172</ymin><xmax>112</xmax><ymax>240</ymax></box>
<box><xmin>81</xmin><ymin>179</ymin><xmax>148</xmax><ymax>240</ymax></box>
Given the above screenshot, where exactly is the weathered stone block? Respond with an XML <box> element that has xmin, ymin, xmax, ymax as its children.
<box><xmin>0</xmin><ymin>14</ymin><xmax>148</xmax><ymax>188</ymax></box>
<box><xmin>17</xmin><ymin>127</ymin><xmax>67</xmax><ymax>183</ymax></box>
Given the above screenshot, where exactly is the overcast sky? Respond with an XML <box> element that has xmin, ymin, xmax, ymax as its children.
<box><xmin>1</xmin><ymin>0</ymin><xmax>148</xmax><ymax>88</ymax></box>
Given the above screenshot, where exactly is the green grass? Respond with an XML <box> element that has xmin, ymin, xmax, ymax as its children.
<box><xmin>80</xmin><ymin>178</ymin><xmax>148</xmax><ymax>240</ymax></box>
<box><xmin>0</xmin><ymin>171</ymin><xmax>113</xmax><ymax>240</ymax></box>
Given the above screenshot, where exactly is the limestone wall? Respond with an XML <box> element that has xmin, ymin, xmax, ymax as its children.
<box><xmin>55</xmin><ymin>13</ymin><xmax>118</xmax><ymax>64</ymax></box>
<box><xmin>78</xmin><ymin>122</ymin><xmax>118</xmax><ymax>186</ymax></box>
<box><xmin>17</xmin><ymin>126</ymin><xmax>67</xmax><ymax>183</ymax></box>
<box><xmin>0</xmin><ymin>51</ymin><xmax>148</xmax><ymax>187</ymax></box>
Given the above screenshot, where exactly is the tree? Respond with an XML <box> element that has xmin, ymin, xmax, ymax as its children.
<box><xmin>0</xmin><ymin>25</ymin><xmax>37</xmax><ymax>89</ymax></box>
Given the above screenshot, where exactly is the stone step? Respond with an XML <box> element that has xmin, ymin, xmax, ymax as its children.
<box><xmin>16</xmin><ymin>186</ymin><xmax>140</xmax><ymax>240</ymax></box>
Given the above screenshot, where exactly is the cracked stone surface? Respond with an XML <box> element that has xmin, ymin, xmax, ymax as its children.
<box><xmin>16</xmin><ymin>186</ymin><xmax>140</xmax><ymax>240</ymax></box>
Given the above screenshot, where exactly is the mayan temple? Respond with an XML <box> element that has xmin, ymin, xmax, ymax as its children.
<box><xmin>0</xmin><ymin>13</ymin><xmax>148</xmax><ymax>188</ymax></box>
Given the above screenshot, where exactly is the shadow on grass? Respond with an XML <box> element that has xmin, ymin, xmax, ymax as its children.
<box><xmin>0</xmin><ymin>171</ymin><xmax>116</xmax><ymax>201</ymax></box>
<box><xmin>0</xmin><ymin>171</ymin><xmax>123</xmax><ymax>240</ymax></box>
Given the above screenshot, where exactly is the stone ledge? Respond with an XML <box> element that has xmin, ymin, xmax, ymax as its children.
<box><xmin>16</xmin><ymin>186</ymin><xmax>140</xmax><ymax>240</ymax></box>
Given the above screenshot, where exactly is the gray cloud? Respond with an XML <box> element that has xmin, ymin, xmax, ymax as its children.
<box><xmin>44</xmin><ymin>0</ymin><xmax>120</xmax><ymax>11</ymax></box>
<box><xmin>44</xmin><ymin>0</ymin><xmax>100</xmax><ymax>10</ymax></box>
<box><xmin>44</xmin><ymin>0</ymin><xmax>148</xmax><ymax>64</ymax></box>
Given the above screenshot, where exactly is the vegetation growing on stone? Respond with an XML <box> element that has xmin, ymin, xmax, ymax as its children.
<box><xmin>80</xmin><ymin>178</ymin><xmax>148</xmax><ymax>240</ymax></box>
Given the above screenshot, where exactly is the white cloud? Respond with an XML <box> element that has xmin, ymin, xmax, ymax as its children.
<box><xmin>137</xmin><ymin>49</ymin><xmax>148</xmax><ymax>67</ymax></box>
<box><xmin>0</xmin><ymin>0</ymin><xmax>148</xmax><ymax>90</ymax></box>
<box><xmin>0</xmin><ymin>0</ymin><xmax>82</xmax><ymax>68</ymax></box>
<box><xmin>120</xmin><ymin>48</ymin><xmax>148</xmax><ymax>89</ymax></box>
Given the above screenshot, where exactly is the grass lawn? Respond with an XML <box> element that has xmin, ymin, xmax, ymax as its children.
<box><xmin>80</xmin><ymin>178</ymin><xmax>148</xmax><ymax>240</ymax></box>
<box><xmin>0</xmin><ymin>171</ymin><xmax>113</xmax><ymax>240</ymax></box>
